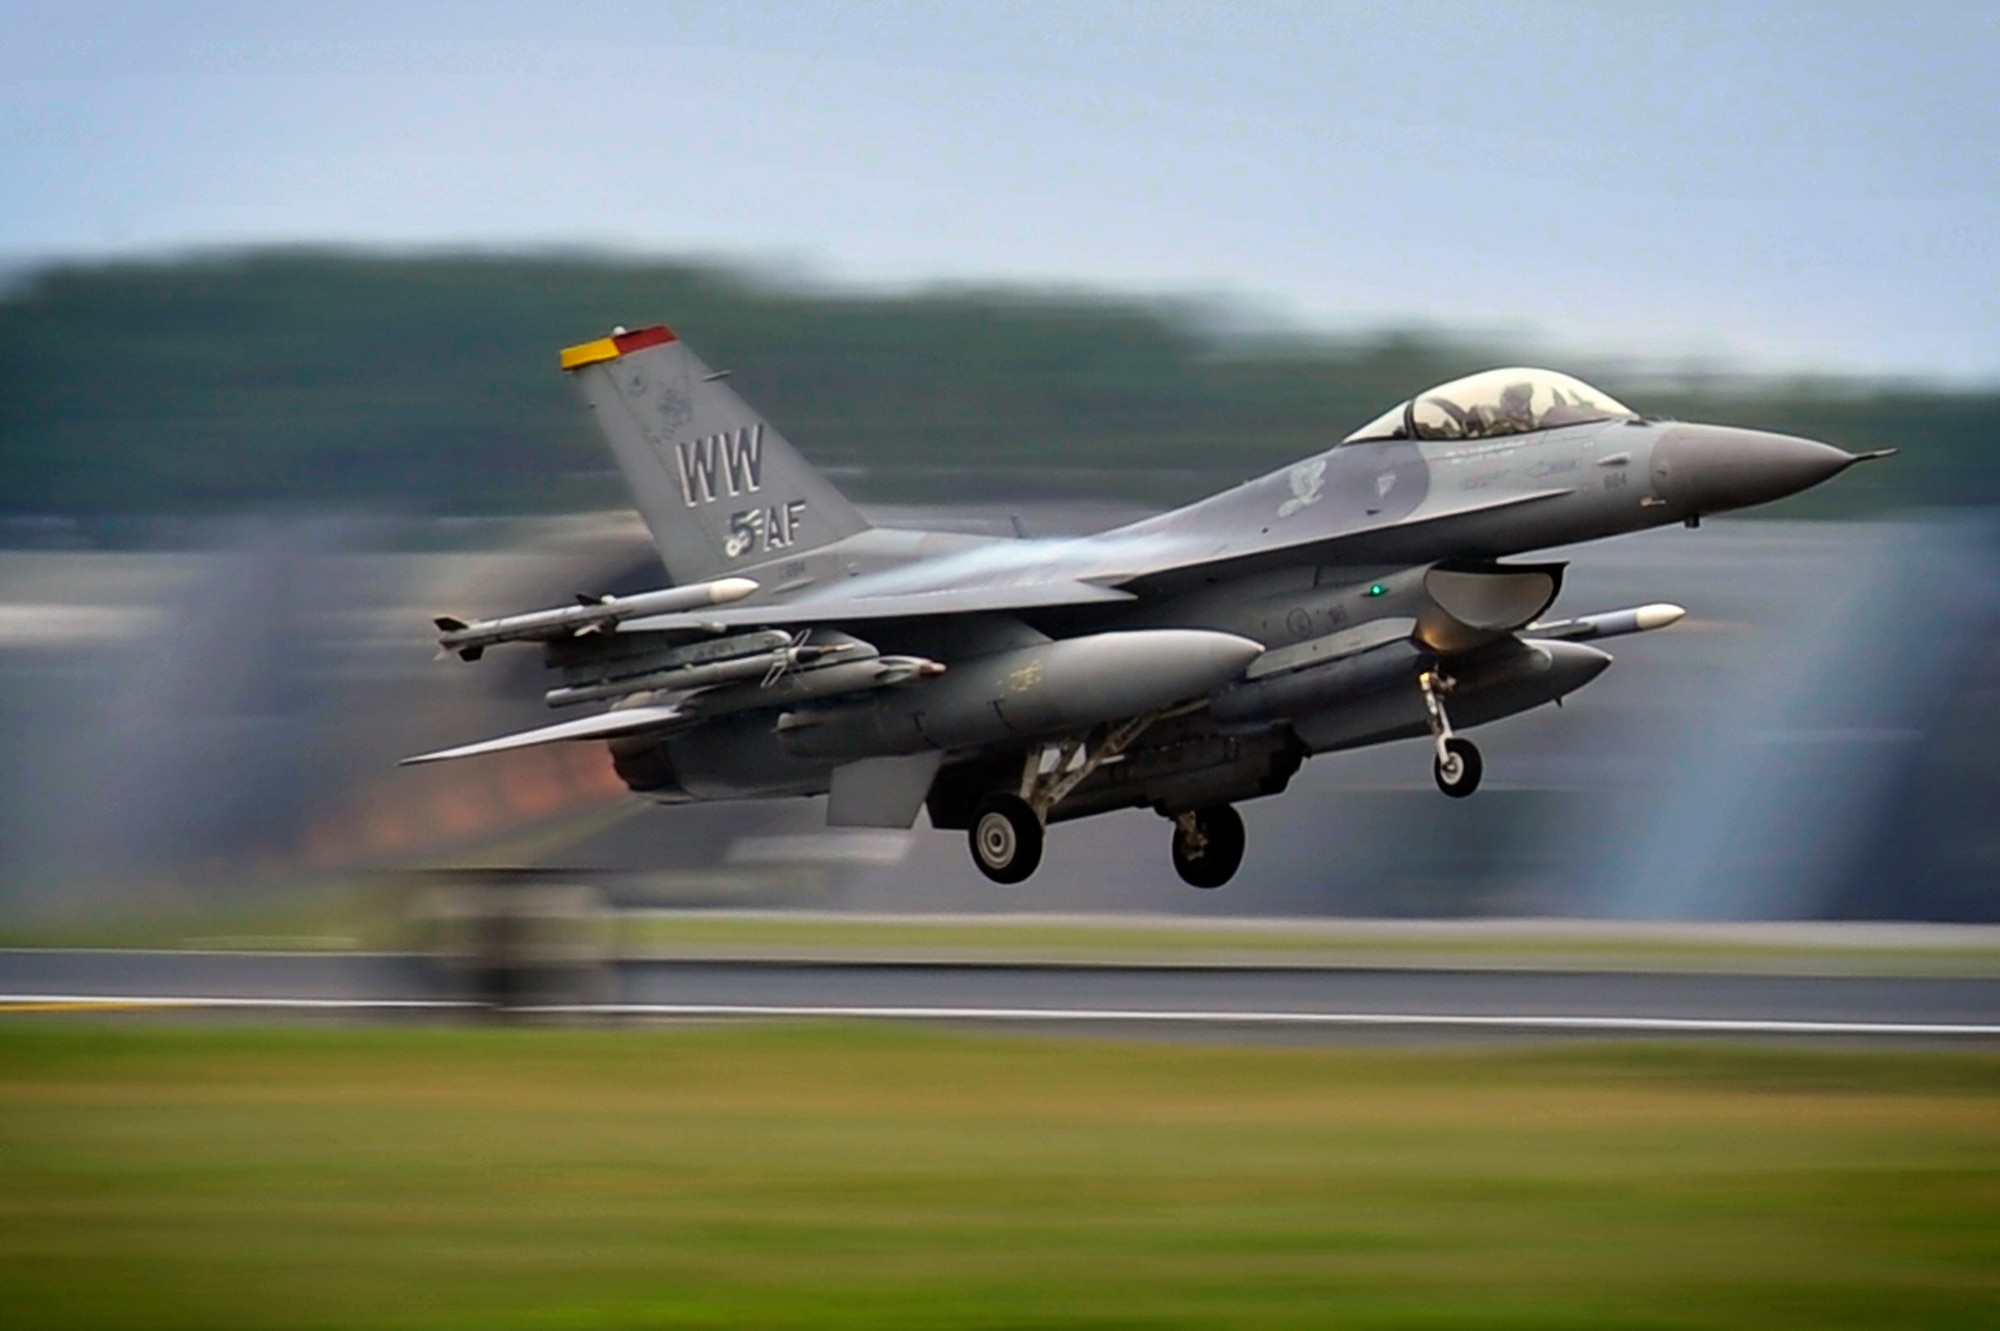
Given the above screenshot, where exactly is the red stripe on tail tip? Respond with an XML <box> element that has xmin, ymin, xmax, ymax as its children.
<box><xmin>613</xmin><ymin>325</ymin><xmax>677</xmax><ymax>354</ymax></box>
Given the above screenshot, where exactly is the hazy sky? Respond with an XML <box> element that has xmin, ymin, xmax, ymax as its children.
<box><xmin>4</xmin><ymin>1</ymin><xmax>1995</xmax><ymax>378</ymax></box>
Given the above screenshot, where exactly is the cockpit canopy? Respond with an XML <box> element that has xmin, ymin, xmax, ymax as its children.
<box><xmin>1343</xmin><ymin>368</ymin><xmax>1634</xmax><ymax>444</ymax></box>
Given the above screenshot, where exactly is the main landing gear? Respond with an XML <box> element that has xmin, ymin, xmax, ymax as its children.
<box><xmin>1420</xmin><ymin>668</ymin><xmax>1483</xmax><ymax>798</ymax></box>
<box><xmin>966</xmin><ymin>710</ymin><xmax>1170</xmax><ymax>884</ymax></box>
<box><xmin>969</xmin><ymin>793</ymin><xmax>1042</xmax><ymax>884</ymax></box>
<box><xmin>969</xmin><ymin>793</ymin><xmax>1251</xmax><ymax>890</ymax></box>
<box><xmin>1171</xmin><ymin>805</ymin><xmax>1245</xmax><ymax>889</ymax></box>
<box><xmin>971</xmin><ymin>707</ymin><xmax>1241</xmax><ymax>886</ymax></box>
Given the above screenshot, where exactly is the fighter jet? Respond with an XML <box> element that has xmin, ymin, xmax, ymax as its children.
<box><xmin>406</xmin><ymin>324</ymin><xmax>1891</xmax><ymax>887</ymax></box>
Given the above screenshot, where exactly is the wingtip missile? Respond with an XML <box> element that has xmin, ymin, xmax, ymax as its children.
<box><xmin>1525</xmin><ymin>603</ymin><xmax>1686</xmax><ymax>641</ymax></box>
<box><xmin>1631</xmin><ymin>603</ymin><xmax>1687</xmax><ymax>632</ymax></box>
<box><xmin>432</xmin><ymin>577</ymin><xmax>761</xmax><ymax>658</ymax></box>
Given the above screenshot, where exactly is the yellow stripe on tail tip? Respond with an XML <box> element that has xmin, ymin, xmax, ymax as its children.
<box><xmin>560</xmin><ymin>324</ymin><xmax>678</xmax><ymax>370</ymax></box>
<box><xmin>559</xmin><ymin>337</ymin><xmax>622</xmax><ymax>370</ymax></box>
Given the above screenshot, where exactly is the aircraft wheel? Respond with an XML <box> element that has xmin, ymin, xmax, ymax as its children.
<box><xmin>1433</xmin><ymin>737</ymin><xmax>1483</xmax><ymax>798</ymax></box>
<box><xmin>1172</xmin><ymin>805</ymin><xmax>1246</xmax><ymax>889</ymax></box>
<box><xmin>969</xmin><ymin>794</ymin><xmax>1043</xmax><ymax>884</ymax></box>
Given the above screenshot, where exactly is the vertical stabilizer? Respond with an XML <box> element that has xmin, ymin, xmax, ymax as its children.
<box><xmin>562</xmin><ymin>326</ymin><xmax>870</xmax><ymax>585</ymax></box>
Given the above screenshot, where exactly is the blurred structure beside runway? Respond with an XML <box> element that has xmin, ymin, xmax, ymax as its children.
<box><xmin>1</xmin><ymin>507</ymin><xmax>1996</xmax><ymax>923</ymax></box>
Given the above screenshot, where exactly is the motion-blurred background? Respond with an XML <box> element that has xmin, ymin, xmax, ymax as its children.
<box><xmin>4</xmin><ymin>3</ymin><xmax>1997</xmax><ymax>928</ymax></box>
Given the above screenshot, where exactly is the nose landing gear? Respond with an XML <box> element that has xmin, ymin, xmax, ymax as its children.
<box><xmin>1170</xmin><ymin>805</ymin><xmax>1246</xmax><ymax>889</ymax></box>
<box><xmin>1433</xmin><ymin>736</ymin><xmax>1483</xmax><ymax>797</ymax></box>
<box><xmin>1420</xmin><ymin>668</ymin><xmax>1483</xmax><ymax>798</ymax></box>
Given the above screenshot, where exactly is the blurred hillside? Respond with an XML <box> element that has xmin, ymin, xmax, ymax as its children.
<box><xmin>1</xmin><ymin>249</ymin><xmax>1989</xmax><ymax>522</ymax></box>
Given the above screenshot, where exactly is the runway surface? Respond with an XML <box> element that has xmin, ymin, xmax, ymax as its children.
<box><xmin>4</xmin><ymin>949</ymin><xmax>1999</xmax><ymax>1041</ymax></box>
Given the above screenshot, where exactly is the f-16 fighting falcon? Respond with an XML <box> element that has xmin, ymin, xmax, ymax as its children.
<box><xmin>407</xmin><ymin>324</ymin><xmax>1893</xmax><ymax>888</ymax></box>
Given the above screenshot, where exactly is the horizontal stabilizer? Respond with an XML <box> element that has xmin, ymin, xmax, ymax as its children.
<box><xmin>399</xmin><ymin>704</ymin><xmax>686</xmax><ymax>766</ymax></box>
<box><xmin>619</xmin><ymin>579</ymin><xmax>1136</xmax><ymax>633</ymax></box>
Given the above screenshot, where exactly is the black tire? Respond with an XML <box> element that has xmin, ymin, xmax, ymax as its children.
<box><xmin>1433</xmin><ymin>736</ymin><xmax>1483</xmax><ymax>798</ymax></box>
<box><xmin>1171</xmin><ymin>805</ymin><xmax>1246</xmax><ymax>889</ymax></box>
<box><xmin>969</xmin><ymin>794</ymin><xmax>1044</xmax><ymax>884</ymax></box>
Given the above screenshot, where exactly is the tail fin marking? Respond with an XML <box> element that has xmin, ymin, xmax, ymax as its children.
<box><xmin>561</xmin><ymin>325</ymin><xmax>870</xmax><ymax>585</ymax></box>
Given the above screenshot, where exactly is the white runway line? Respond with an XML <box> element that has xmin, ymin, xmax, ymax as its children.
<box><xmin>4</xmin><ymin>994</ymin><xmax>2000</xmax><ymax>1037</ymax></box>
<box><xmin>541</xmin><ymin>1004</ymin><xmax>2000</xmax><ymax>1037</ymax></box>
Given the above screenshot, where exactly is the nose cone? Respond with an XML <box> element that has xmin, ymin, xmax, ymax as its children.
<box><xmin>1652</xmin><ymin>425</ymin><xmax>1859</xmax><ymax>515</ymax></box>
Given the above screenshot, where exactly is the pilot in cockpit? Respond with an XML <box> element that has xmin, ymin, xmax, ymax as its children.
<box><xmin>1340</xmin><ymin>368</ymin><xmax>1637</xmax><ymax>448</ymax></box>
<box><xmin>1464</xmin><ymin>381</ymin><xmax>1537</xmax><ymax>438</ymax></box>
<box><xmin>1494</xmin><ymin>381</ymin><xmax>1536</xmax><ymax>434</ymax></box>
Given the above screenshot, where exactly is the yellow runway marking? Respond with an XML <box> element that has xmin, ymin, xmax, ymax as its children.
<box><xmin>0</xmin><ymin>995</ymin><xmax>473</xmax><ymax>1013</ymax></box>
<box><xmin>1</xmin><ymin>1000</ymin><xmax>183</xmax><ymax>1014</ymax></box>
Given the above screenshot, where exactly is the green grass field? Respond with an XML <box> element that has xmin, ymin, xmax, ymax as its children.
<box><xmin>2</xmin><ymin>1024</ymin><xmax>1997</xmax><ymax>1329</ymax></box>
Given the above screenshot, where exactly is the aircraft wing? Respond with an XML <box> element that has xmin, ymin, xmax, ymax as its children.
<box><xmin>618</xmin><ymin>578</ymin><xmax>1135</xmax><ymax>633</ymax></box>
<box><xmin>1110</xmin><ymin>489</ymin><xmax>1579</xmax><ymax>592</ymax></box>
<box><xmin>400</xmin><ymin>703</ymin><xmax>687</xmax><ymax>766</ymax></box>
<box><xmin>615</xmin><ymin>496</ymin><xmax>1570</xmax><ymax>628</ymax></box>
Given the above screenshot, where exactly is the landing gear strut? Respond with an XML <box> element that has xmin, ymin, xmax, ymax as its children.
<box><xmin>964</xmin><ymin>708</ymin><xmax>1184</xmax><ymax>884</ymax></box>
<box><xmin>1420</xmin><ymin>668</ymin><xmax>1482</xmax><ymax>798</ymax></box>
<box><xmin>1171</xmin><ymin>805</ymin><xmax>1246</xmax><ymax>889</ymax></box>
